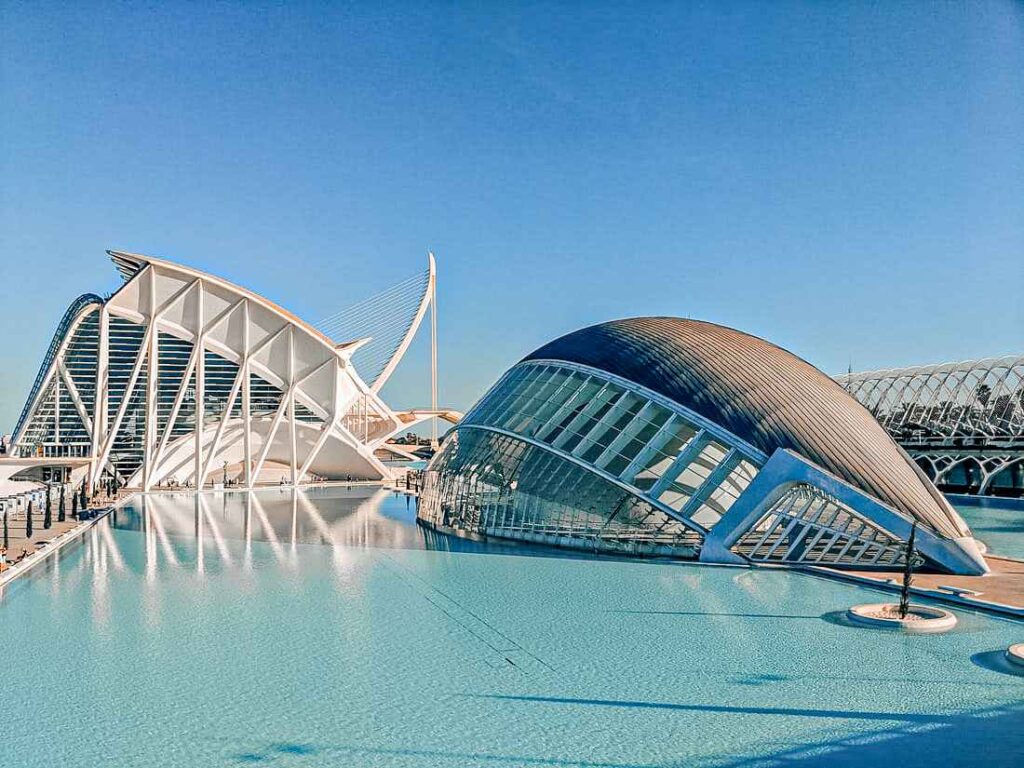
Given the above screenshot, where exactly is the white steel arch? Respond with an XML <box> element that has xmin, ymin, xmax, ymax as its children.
<box><xmin>840</xmin><ymin>355</ymin><xmax>1024</xmax><ymax>497</ymax></box>
<box><xmin>839</xmin><ymin>355</ymin><xmax>1024</xmax><ymax>445</ymax></box>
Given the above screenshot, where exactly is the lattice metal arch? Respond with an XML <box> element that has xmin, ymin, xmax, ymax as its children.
<box><xmin>839</xmin><ymin>356</ymin><xmax>1024</xmax><ymax>445</ymax></box>
<box><xmin>839</xmin><ymin>355</ymin><xmax>1024</xmax><ymax>496</ymax></box>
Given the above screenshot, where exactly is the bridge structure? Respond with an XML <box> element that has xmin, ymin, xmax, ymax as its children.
<box><xmin>839</xmin><ymin>355</ymin><xmax>1024</xmax><ymax>497</ymax></box>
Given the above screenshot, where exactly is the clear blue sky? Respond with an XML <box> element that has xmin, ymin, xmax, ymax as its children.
<box><xmin>1</xmin><ymin>1</ymin><xmax>1022</xmax><ymax>432</ymax></box>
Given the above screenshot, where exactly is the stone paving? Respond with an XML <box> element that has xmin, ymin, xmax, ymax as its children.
<box><xmin>0</xmin><ymin>492</ymin><xmax>123</xmax><ymax>572</ymax></box>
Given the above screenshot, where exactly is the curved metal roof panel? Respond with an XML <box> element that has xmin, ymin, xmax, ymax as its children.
<box><xmin>523</xmin><ymin>317</ymin><xmax>968</xmax><ymax>539</ymax></box>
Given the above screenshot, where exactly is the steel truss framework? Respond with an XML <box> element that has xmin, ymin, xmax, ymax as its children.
<box><xmin>13</xmin><ymin>251</ymin><xmax>442</xmax><ymax>490</ymax></box>
<box><xmin>840</xmin><ymin>356</ymin><xmax>1024</xmax><ymax>496</ymax></box>
<box><xmin>419</xmin><ymin>359</ymin><xmax>987</xmax><ymax>574</ymax></box>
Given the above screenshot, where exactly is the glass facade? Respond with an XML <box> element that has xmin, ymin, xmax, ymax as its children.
<box><xmin>14</xmin><ymin>307</ymin><xmax>296</xmax><ymax>485</ymax></box>
<box><xmin>419</xmin><ymin>428</ymin><xmax>704</xmax><ymax>557</ymax></box>
<box><xmin>420</xmin><ymin>360</ymin><xmax>763</xmax><ymax>558</ymax></box>
<box><xmin>18</xmin><ymin>307</ymin><xmax>100</xmax><ymax>458</ymax></box>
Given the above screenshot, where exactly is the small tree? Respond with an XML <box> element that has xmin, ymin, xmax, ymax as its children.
<box><xmin>79</xmin><ymin>479</ymin><xmax>87</xmax><ymax>510</ymax></box>
<box><xmin>3</xmin><ymin>508</ymin><xmax>8</xmax><ymax>550</ymax></box>
<box><xmin>43</xmin><ymin>485</ymin><xmax>52</xmax><ymax>530</ymax></box>
<box><xmin>25</xmin><ymin>501</ymin><xmax>34</xmax><ymax>539</ymax></box>
<box><xmin>58</xmin><ymin>486</ymin><xmax>66</xmax><ymax>523</ymax></box>
<box><xmin>71</xmin><ymin>492</ymin><xmax>78</xmax><ymax>521</ymax></box>
<box><xmin>899</xmin><ymin>522</ymin><xmax>919</xmax><ymax>619</ymax></box>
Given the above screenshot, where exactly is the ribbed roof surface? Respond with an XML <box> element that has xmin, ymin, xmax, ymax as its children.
<box><xmin>524</xmin><ymin>317</ymin><xmax>968</xmax><ymax>539</ymax></box>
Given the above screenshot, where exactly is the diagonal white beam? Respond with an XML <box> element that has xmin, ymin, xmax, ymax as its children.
<box><xmin>57</xmin><ymin>359</ymin><xmax>94</xmax><ymax>437</ymax></box>
<box><xmin>249</xmin><ymin>393</ymin><xmax>291</xmax><ymax>489</ymax></box>
<box><xmin>152</xmin><ymin>345</ymin><xmax>200</xmax><ymax>468</ymax></box>
<box><xmin>242</xmin><ymin>300</ymin><xmax>253</xmax><ymax>489</ymax></box>
<box><xmin>198</xmin><ymin>364</ymin><xmax>245</xmax><ymax>487</ymax></box>
<box><xmin>94</xmin><ymin>323</ymin><xmax>153</xmax><ymax>478</ymax></box>
<box><xmin>298</xmin><ymin>360</ymin><xmax>341</xmax><ymax>483</ymax></box>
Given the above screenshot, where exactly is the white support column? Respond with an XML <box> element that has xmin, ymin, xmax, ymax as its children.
<box><xmin>54</xmin><ymin>366</ymin><xmax>61</xmax><ymax>445</ymax></box>
<box><xmin>288</xmin><ymin>327</ymin><xmax>298</xmax><ymax>486</ymax></box>
<box><xmin>297</xmin><ymin>358</ymin><xmax>339</xmax><ymax>484</ymax></box>
<box><xmin>59</xmin><ymin>361</ymin><xmax>94</xmax><ymax>438</ymax></box>
<box><xmin>193</xmin><ymin>281</ymin><xmax>205</xmax><ymax>488</ymax></box>
<box><xmin>242</xmin><ymin>300</ymin><xmax>252</xmax><ymax>489</ymax></box>
<box><xmin>93</xmin><ymin>323</ymin><xmax>153</xmax><ymax>480</ymax></box>
<box><xmin>250</xmin><ymin>395</ymin><xmax>289</xmax><ymax>488</ymax></box>
<box><xmin>152</xmin><ymin>346</ymin><xmax>199</xmax><ymax>469</ymax></box>
<box><xmin>199</xmin><ymin>365</ymin><xmax>245</xmax><ymax>487</ymax></box>
<box><xmin>143</xmin><ymin>267</ymin><xmax>159</xmax><ymax>490</ymax></box>
<box><xmin>91</xmin><ymin>305</ymin><xmax>110</xmax><ymax>484</ymax></box>
<box><xmin>430</xmin><ymin>252</ymin><xmax>438</xmax><ymax>450</ymax></box>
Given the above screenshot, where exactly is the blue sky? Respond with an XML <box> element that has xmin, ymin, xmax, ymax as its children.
<box><xmin>1</xmin><ymin>1</ymin><xmax>1022</xmax><ymax>431</ymax></box>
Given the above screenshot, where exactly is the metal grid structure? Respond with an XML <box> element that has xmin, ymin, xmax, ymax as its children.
<box><xmin>731</xmin><ymin>484</ymin><xmax>906</xmax><ymax>567</ymax></box>
<box><xmin>840</xmin><ymin>356</ymin><xmax>1024</xmax><ymax>496</ymax></box>
<box><xmin>419</xmin><ymin>426</ymin><xmax>704</xmax><ymax>558</ymax></box>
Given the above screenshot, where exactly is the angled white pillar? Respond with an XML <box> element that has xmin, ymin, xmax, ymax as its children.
<box><xmin>152</xmin><ymin>345</ymin><xmax>199</xmax><ymax>468</ymax></box>
<box><xmin>94</xmin><ymin>323</ymin><xmax>153</xmax><ymax>479</ymax></box>
<box><xmin>194</xmin><ymin>281</ymin><xmax>205</xmax><ymax>487</ymax></box>
<box><xmin>143</xmin><ymin>267</ymin><xmax>159</xmax><ymax>490</ymax></box>
<box><xmin>90</xmin><ymin>305</ymin><xmax>110</xmax><ymax>485</ymax></box>
<box><xmin>288</xmin><ymin>327</ymin><xmax>297</xmax><ymax>487</ymax></box>
<box><xmin>242</xmin><ymin>300</ymin><xmax>252</xmax><ymax>488</ymax></box>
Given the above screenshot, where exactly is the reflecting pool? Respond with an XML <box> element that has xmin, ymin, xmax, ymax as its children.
<box><xmin>954</xmin><ymin>497</ymin><xmax>1024</xmax><ymax>561</ymax></box>
<box><xmin>1</xmin><ymin>486</ymin><xmax>1022</xmax><ymax>767</ymax></box>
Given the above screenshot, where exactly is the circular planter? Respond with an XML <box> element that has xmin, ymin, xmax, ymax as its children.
<box><xmin>846</xmin><ymin>603</ymin><xmax>957</xmax><ymax>634</ymax></box>
<box><xmin>1006</xmin><ymin>643</ymin><xmax>1024</xmax><ymax>669</ymax></box>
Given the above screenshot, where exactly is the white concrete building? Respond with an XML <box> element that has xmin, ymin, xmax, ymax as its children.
<box><xmin>9</xmin><ymin>250</ymin><xmax>454</xmax><ymax>490</ymax></box>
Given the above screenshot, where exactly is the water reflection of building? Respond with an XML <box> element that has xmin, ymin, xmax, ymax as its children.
<box><xmin>840</xmin><ymin>356</ymin><xmax>1024</xmax><ymax>498</ymax></box>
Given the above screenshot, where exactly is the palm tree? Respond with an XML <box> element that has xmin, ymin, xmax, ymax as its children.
<box><xmin>25</xmin><ymin>501</ymin><xmax>34</xmax><ymax>539</ymax></box>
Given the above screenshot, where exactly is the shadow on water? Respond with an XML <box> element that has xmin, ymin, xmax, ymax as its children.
<box><xmin>231</xmin><ymin>742</ymin><xmax>663</xmax><ymax>767</ymax></box>
<box><xmin>228</xmin><ymin>702</ymin><xmax>1024</xmax><ymax>768</ymax></box>
<box><xmin>711</xmin><ymin>701</ymin><xmax>1024</xmax><ymax>768</ymax></box>
<box><xmin>970</xmin><ymin>650</ymin><xmax>1024</xmax><ymax>678</ymax></box>
<box><xmin>461</xmin><ymin>697</ymin><xmax>1024</xmax><ymax>768</ymax></box>
<box><xmin>607</xmin><ymin>610</ymin><xmax>823</xmax><ymax>619</ymax></box>
<box><xmin>464</xmin><ymin>694</ymin><xmax>960</xmax><ymax>722</ymax></box>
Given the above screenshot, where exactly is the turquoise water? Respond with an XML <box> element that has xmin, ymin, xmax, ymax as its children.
<box><xmin>0</xmin><ymin>486</ymin><xmax>1021</xmax><ymax>767</ymax></box>
<box><xmin>953</xmin><ymin>497</ymin><xmax>1024</xmax><ymax>561</ymax></box>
